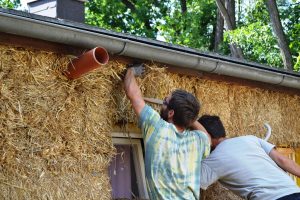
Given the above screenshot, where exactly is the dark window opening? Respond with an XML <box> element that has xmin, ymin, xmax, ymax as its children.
<box><xmin>109</xmin><ymin>144</ymin><xmax>140</xmax><ymax>200</ymax></box>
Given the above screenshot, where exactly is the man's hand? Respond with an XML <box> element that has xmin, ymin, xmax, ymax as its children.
<box><xmin>128</xmin><ymin>63</ymin><xmax>145</xmax><ymax>77</ymax></box>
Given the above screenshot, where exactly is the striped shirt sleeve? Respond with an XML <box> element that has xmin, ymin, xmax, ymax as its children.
<box><xmin>195</xmin><ymin>130</ymin><xmax>211</xmax><ymax>158</ymax></box>
<box><xmin>258</xmin><ymin>137</ymin><xmax>275</xmax><ymax>155</ymax></box>
<box><xmin>138</xmin><ymin>105</ymin><xmax>161</xmax><ymax>140</ymax></box>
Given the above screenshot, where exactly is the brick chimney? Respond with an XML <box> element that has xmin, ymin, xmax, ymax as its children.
<box><xmin>27</xmin><ymin>0</ymin><xmax>87</xmax><ymax>23</ymax></box>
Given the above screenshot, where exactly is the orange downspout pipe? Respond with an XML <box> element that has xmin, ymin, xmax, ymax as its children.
<box><xmin>64</xmin><ymin>47</ymin><xmax>109</xmax><ymax>79</ymax></box>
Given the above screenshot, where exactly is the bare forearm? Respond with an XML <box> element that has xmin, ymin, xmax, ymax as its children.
<box><xmin>191</xmin><ymin>120</ymin><xmax>206</xmax><ymax>132</ymax></box>
<box><xmin>279</xmin><ymin>157</ymin><xmax>300</xmax><ymax>177</ymax></box>
<box><xmin>270</xmin><ymin>149</ymin><xmax>300</xmax><ymax>177</ymax></box>
<box><xmin>124</xmin><ymin>69</ymin><xmax>142</xmax><ymax>99</ymax></box>
<box><xmin>124</xmin><ymin>68</ymin><xmax>145</xmax><ymax>116</ymax></box>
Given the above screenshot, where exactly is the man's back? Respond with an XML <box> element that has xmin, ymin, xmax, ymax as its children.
<box><xmin>140</xmin><ymin>105</ymin><xmax>210</xmax><ymax>199</ymax></box>
<box><xmin>201</xmin><ymin>135</ymin><xmax>300</xmax><ymax>200</ymax></box>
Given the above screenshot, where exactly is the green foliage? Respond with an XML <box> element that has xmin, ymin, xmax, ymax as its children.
<box><xmin>225</xmin><ymin>22</ymin><xmax>283</xmax><ymax>67</ymax></box>
<box><xmin>281</xmin><ymin>2</ymin><xmax>300</xmax><ymax>71</ymax></box>
<box><xmin>225</xmin><ymin>0</ymin><xmax>283</xmax><ymax>67</ymax></box>
<box><xmin>226</xmin><ymin>0</ymin><xmax>299</xmax><ymax>71</ymax></box>
<box><xmin>295</xmin><ymin>53</ymin><xmax>300</xmax><ymax>72</ymax></box>
<box><xmin>158</xmin><ymin>0</ymin><xmax>217</xmax><ymax>51</ymax></box>
<box><xmin>85</xmin><ymin>0</ymin><xmax>217</xmax><ymax>51</ymax></box>
<box><xmin>0</xmin><ymin>0</ymin><xmax>20</xmax><ymax>9</ymax></box>
<box><xmin>85</xmin><ymin>0</ymin><xmax>299</xmax><ymax>70</ymax></box>
<box><xmin>85</xmin><ymin>0</ymin><xmax>168</xmax><ymax>38</ymax></box>
<box><xmin>244</xmin><ymin>0</ymin><xmax>269</xmax><ymax>25</ymax></box>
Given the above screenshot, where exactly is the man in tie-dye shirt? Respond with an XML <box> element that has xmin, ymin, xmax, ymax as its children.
<box><xmin>124</xmin><ymin>67</ymin><xmax>211</xmax><ymax>200</ymax></box>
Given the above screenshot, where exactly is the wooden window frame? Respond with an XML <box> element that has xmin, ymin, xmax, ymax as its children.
<box><xmin>111</xmin><ymin>132</ymin><xmax>149</xmax><ymax>199</ymax></box>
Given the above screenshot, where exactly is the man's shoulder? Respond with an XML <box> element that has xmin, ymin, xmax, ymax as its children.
<box><xmin>188</xmin><ymin>130</ymin><xmax>211</xmax><ymax>157</ymax></box>
<box><xmin>240</xmin><ymin>135</ymin><xmax>262</xmax><ymax>144</ymax></box>
<box><xmin>189</xmin><ymin>130</ymin><xmax>209</xmax><ymax>141</ymax></box>
<box><xmin>228</xmin><ymin>135</ymin><xmax>259</xmax><ymax>142</ymax></box>
<box><xmin>140</xmin><ymin>105</ymin><xmax>173</xmax><ymax>129</ymax></box>
<box><xmin>140</xmin><ymin>104</ymin><xmax>154</xmax><ymax>115</ymax></box>
<box><xmin>139</xmin><ymin>105</ymin><xmax>160</xmax><ymax>122</ymax></box>
<box><xmin>244</xmin><ymin>135</ymin><xmax>259</xmax><ymax>139</ymax></box>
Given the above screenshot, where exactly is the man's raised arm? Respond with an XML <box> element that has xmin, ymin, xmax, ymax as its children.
<box><xmin>124</xmin><ymin>68</ymin><xmax>145</xmax><ymax>117</ymax></box>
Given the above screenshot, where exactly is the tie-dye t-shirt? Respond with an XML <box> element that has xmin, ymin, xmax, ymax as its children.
<box><xmin>139</xmin><ymin>105</ymin><xmax>210</xmax><ymax>200</ymax></box>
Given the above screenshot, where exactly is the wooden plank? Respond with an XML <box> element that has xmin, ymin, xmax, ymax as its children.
<box><xmin>143</xmin><ymin>97</ymin><xmax>163</xmax><ymax>105</ymax></box>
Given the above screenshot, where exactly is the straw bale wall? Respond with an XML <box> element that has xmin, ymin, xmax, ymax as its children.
<box><xmin>133</xmin><ymin>69</ymin><xmax>300</xmax><ymax>147</ymax></box>
<box><xmin>201</xmin><ymin>182</ymin><xmax>243</xmax><ymax>200</ymax></box>
<box><xmin>0</xmin><ymin>45</ymin><xmax>121</xmax><ymax>199</ymax></box>
<box><xmin>1</xmin><ymin>44</ymin><xmax>300</xmax><ymax>200</ymax></box>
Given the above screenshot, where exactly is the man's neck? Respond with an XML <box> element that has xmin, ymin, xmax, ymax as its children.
<box><xmin>175</xmin><ymin>125</ymin><xmax>185</xmax><ymax>133</ymax></box>
<box><xmin>168</xmin><ymin>119</ymin><xmax>185</xmax><ymax>133</ymax></box>
<box><xmin>217</xmin><ymin>137</ymin><xmax>227</xmax><ymax>145</ymax></box>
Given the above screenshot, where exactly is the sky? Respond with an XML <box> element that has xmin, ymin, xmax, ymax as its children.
<box><xmin>19</xmin><ymin>0</ymin><xmax>28</xmax><ymax>10</ymax></box>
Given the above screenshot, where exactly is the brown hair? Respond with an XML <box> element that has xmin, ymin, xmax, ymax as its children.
<box><xmin>168</xmin><ymin>89</ymin><xmax>200</xmax><ymax>128</ymax></box>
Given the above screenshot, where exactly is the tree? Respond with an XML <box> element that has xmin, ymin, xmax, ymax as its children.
<box><xmin>281</xmin><ymin>1</ymin><xmax>300</xmax><ymax>71</ymax></box>
<box><xmin>215</xmin><ymin>0</ymin><xmax>244</xmax><ymax>58</ymax></box>
<box><xmin>85</xmin><ymin>0</ymin><xmax>299</xmax><ymax>71</ymax></box>
<box><xmin>225</xmin><ymin>0</ymin><xmax>299</xmax><ymax>71</ymax></box>
<box><xmin>179</xmin><ymin>0</ymin><xmax>187</xmax><ymax>13</ymax></box>
<box><xmin>265</xmin><ymin>0</ymin><xmax>293</xmax><ymax>70</ymax></box>
<box><xmin>0</xmin><ymin>0</ymin><xmax>20</xmax><ymax>8</ymax></box>
<box><xmin>86</xmin><ymin>0</ymin><xmax>218</xmax><ymax>51</ymax></box>
<box><xmin>225</xmin><ymin>22</ymin><xmax>282</xmax><ymax>67</ymax></box>
<box><xmin>158</xmin><ymin>0</ymin><xmax>217</xmax><ymax>50</ymax></box>
<box><xmin>85</xmin><ymin>0</ymin><xmax>168</xmax><ymax>38</ymax></box>
<box><xmin>213</xmin><ymin>0</ymin><xmax>224</xmax><ymax>52</ymax></box>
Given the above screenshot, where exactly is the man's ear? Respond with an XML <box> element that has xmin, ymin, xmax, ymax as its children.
<box><xmin>212</xmin><ymin>138</ymin><xmax>218</xmax><ymax>148</ymax></box>
<box><xmin>168</xmin><ymin>109</ymin><xmax>174</xmax><ymax>119</ymax></box>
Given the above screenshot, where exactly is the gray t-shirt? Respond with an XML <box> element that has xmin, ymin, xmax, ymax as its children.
<box><xmin>201</xmin><ymin>135</ymin><xmax>300</xmax><ymax>200</ymax></box>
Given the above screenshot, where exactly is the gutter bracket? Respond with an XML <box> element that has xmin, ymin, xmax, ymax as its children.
<box><xmin>211</xmin><ymin>61</ymin><xmax>221</xmax><ymax>74</ymax></box>
<box><xmin>115</xmin><ymin>40</ymin><xmax>128</xmax><ymax>55</ymax></box>
<box><xmin>275</xmin><ymin>75</ymin><xmax>285</xmax><ymax>85</ymax></box>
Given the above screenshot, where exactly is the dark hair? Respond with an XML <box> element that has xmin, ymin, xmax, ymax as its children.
<box><xmin>168</xmin><ymin>89</ymin><xmax>200</xmax><ymax>128</ymax></box>
<box><xmin>198</xmin><ymin>115</ymin><xmax>226</xmax><ymax>138</ymax></box>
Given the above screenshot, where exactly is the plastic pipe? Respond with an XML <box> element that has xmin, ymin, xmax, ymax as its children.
<box><xmin>64</xmin><ymin>47</ymin><xmax>109</xmax><ymax>79</ymax></box>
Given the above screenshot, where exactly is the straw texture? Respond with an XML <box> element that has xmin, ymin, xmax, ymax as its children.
<box><xmin>0</xmin><ymin>45</ymin><xmax>119</xmax><ymax>199</ymax></box>
<box><xmin>1</xmin><ymin>44</ymin><xmax>299</xmax><ymax>200</ymax></box>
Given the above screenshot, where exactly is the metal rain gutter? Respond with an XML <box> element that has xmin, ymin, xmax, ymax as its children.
<box><xmin>0</xmin><ymin>8</ymin><xmax>299</xmax><ymax>89</ymax></box>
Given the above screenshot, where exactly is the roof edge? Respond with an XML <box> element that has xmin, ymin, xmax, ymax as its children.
<box><xmin>0</xmin><ymin>8</ymin><xmax>299</xmax><ymax>90</ymax></box>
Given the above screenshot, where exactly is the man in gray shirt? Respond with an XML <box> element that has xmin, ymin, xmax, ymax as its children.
<box><xmin>199</xmin><ymin>115</ymin><xmax>300</xmax><ymax>200</ymax></box>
